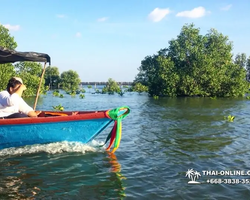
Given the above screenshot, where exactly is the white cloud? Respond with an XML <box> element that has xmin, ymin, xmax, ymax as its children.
<box><xmin>148</xmin><ymin>8</ymin><xmax>171</xmax><ymax>22</ymax></box>
<box><xmin>176</xmin><ymin>6</ymin><xmax>207</xmax><ymax>18</ymax></box>
<box><xmin>3</xmin><ymin>24</ymin><xmax>20</xmax><ymax>31</ymax></box>
<box><xmin>56</xmin><ymin>14</ymin><xmax>66</xmax><ymax>18</ymax></box>
<box><xmin>221</xmin><ymin>4</ymin><xmax>232</xmax><ymax>11</ymax></box>
<box><xmin>97</xmin><ymin>17</ymin><xmax>109</xmax><ymax>22</ymax></box>
<box><xmin>75</xmin><ymin>32</ymin><xmax>81</xmax><ymax>37</ymax></box>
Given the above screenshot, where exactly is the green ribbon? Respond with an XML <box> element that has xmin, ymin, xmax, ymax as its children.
<box><xmin>103</xmin><ymin>106</ymin><xmax>130</xmax><ymax>153</ymax></box>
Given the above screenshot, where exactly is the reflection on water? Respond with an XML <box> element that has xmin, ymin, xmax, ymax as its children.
<box><xmin>0</xmin><ymin>148</ymin><xmax>126</xmax><ymax>199</ymax></box>
<box><xmin>108</xmin><ymin>152</ymin><xmax>126</xmax><ymax>198</ymax></box>
<box><xmin>77</xmin><ymin>152</ymin><xmax>126</xmax><ymax>200</ymax></box>
<box><xmin>0</xmin><ymin>158</ymin><xmax>41</xmax><ymax>199</ymax></box>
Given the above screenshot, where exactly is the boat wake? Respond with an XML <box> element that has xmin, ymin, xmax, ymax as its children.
<box><xmin>0</xmin><ymin>140</ymin><xmax>106</xmax><ymax>156</ymax></box>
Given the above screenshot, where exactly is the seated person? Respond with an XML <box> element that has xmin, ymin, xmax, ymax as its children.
<box><xmin>0</xmin><ymin>77</ymin><xmax>40</xmax><ymax>119</ymax></box>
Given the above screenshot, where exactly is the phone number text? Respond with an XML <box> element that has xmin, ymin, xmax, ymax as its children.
<box><xmin>207</xmin><ymin>179</ymin><xmax>250</xmax><ymax>184</ymax></box>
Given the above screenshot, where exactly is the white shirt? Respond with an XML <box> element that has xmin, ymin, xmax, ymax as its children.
<box><xmin>0</xmin><ymin>90</ymin><xmax>33</xmax><ymax>117</ymax></box>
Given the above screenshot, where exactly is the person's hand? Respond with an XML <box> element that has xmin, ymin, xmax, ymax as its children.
<box><xmin>35</xmin><ymin>110</ymin><xmax>42</xmax><ymax>116</ymax></box>
<box><xmin>28</xmin><ymin>110</ymin><xmax>41</xmax><ymax>117</ymax></box>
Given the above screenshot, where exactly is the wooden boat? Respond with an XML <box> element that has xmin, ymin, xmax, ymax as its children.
<box><xmin>0</xmin><ymin>46</ymin><xmax>130</xmax><ymax>152</ymax></box>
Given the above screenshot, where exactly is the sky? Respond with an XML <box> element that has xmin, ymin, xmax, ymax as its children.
<box><xmin>0</xmin><ymin>0</ymin><xmax>249</xmax><ymax>82</ymax></box>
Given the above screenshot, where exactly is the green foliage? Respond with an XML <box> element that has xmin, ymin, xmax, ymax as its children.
<box><xmin>60</xmin><ymin>70</ymin><xmax>81</xmax><ymax>91</ymax></box>
<box><xmin>79</xmin><ymin>94</ymin><xmax>85</xmax><ymax>99</ymax></box>
<box><xmin>153</xmin><ymin>95</ymin><xmax>159</xmax><ymax>100</ymax></box>
<box><xmin>117</xmin><ymin>91</ymin><xmax>125</xmax><ymax>96</ymax></box>
<box><xmin>87</xmin><ymin>85</ymin><xmax>92</xmax><ymax>89</ymax></box>
<box><xmin>15</xmin><ymin>61</ymin><xmax>43</xmax><ymax>76</ymax></box>
<box><xmin>102</xmin><ymin>78</ymin><xmax>121</xmax><ymax>95</ymax></box>
<box><xmin>14</xmin><ymin>62</ymin><xmax>45</xmax><ymax>97</ymax></box>
<box><xmin>134</xmin><ymin>24</ymin><xmax>249</xmax><ymax>97</ymax></box>
<box><xmin>52</xmin><ymin>90</ymin><xmax>64</xmax><ymax>98</ymax></box>
<box><xmin>132</xmin><ymin>82</ymin><xmax>148</xmax><ymax>94</ymax></box>
<box><xmin>65</xmin><ymin>89</ymin><xmax>77</xmax><ymax>97</ymax></box>
<box><xmin>44</xmin><ymin>66</ymin><xmax>60</xmax><ymax>89</ymax></box>
<box><xmin>0</xmin><ymin>25</ymin><xmax>17</xmax><ymax>90</ymax></box>
<box><xmin>0</xmin><ymin>64</ymin><xmax>15</xmax><ymax>91</ymax></box>
<box><xmin>45</xmin><ymin>85</ymin><xmax>49</xmax><ymax>91</ymax></box>
<box><xmin>0</xmin><ymin>24</ymin><xmax>17</xmax><ymax>50</ymax></box>
<box><xmin>53</xmin><ymin>90</ymin><xmax>60</xmax><ymax>96</ymax></box>
<box><xmin>224</xmin><ymin>115</ymin><xmax>235</xmax><ymax>122</ymax></box>
<box><xmin>137</xmin><ymin>55</ymin><xmax>179</xmax><ymax>96</ymax></box>
<box><xmin>80</xmin><ymin>88</ymin><xmax>86</xmax><ymax>93</ymax></box>
<box><xmin>53</xmin><ymin>104</ymin><xmax>64</xmax><ymax>111</ymax></box>
<box><xmin>126</xmin><ymin>87</ymin><xmax>133</xmax><ymax>92</ymax></box>
<box><xmin>234</xmin><ymin>53</ymin><xmax>247</xmax><ymax>68</ymax></box>
<box><xmin>95</xmin><ymin>89</ymin><xmax>100</xmax><ymax>93</ymax></box>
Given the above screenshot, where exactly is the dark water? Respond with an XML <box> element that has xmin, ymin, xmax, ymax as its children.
<box><xmin>1</xmin><ymin>89</ymin><xmax>250</xmax><ymax>199</ymax></box>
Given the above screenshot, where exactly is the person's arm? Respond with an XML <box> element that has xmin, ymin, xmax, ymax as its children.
<box><xmin>13</xmin><ymin>85</ymin><xmax>40</xmax><ymax>117</ymax></box>
<box><xmin>18</xmin><ymin>98</ymin><xmax>39</xmax><ymax>117</ymax></box>
<box><xmin>6</xmin><ymin>84</ymin><xmax>27</xmax><ymax>106</ymax></box>
<box><xmin>13</xmin><ymin>84</ymin><xmax>26</xmax><ymax>97</ymax></box>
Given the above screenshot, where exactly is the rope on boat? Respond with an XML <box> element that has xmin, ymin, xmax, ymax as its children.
<box><xmin>103</xmin><ymin>106</ymin><xmax>130</xmax><ymax>153</ymax></box>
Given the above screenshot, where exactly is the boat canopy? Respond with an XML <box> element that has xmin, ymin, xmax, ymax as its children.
<box><xmin>0</xmin><ymin>46</ymin><xmax>51</xmax><ymax>65</ymax></box>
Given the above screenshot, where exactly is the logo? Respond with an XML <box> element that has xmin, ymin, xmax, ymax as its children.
<box><xmin>186</xmin><ymin>169</ymin><xmax>201</xmax><ymax>184</ymax></box>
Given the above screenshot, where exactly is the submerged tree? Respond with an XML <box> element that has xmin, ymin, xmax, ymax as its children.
<box><xmin>44</xmin><ymin>66</ymin><xmax>60</xmax><ymax>90</ymax></box>
<box><xmin>102</xmin><ymin>78</ymin><xmax>121</xmax><ymax>94</ymax></box>
<box><xmin>132</xmin><ymin>82</ymin><xmax>148</xmax><ymax>94</ymax></box>
<box><xmin>134</xmin><ymin>24</ymin><xmax>249</xmax><ymax>97</ymax></box>
<box><xmin>60</xmin><ymin>70</ymin><xmax>81</xmax><ymax>91</ymax></box>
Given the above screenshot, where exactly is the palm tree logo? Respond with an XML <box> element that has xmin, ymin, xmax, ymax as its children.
<box><xmin>186</xmin><ymin>169</ymin><xmax>201</xmax><ymax>184</ymax></box>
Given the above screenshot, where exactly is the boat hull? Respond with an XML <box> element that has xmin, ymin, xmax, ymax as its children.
<box><xmin>0</xmin><ymin>111</ymin><xmax>113</xmax><ymax>150</ymax></box>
